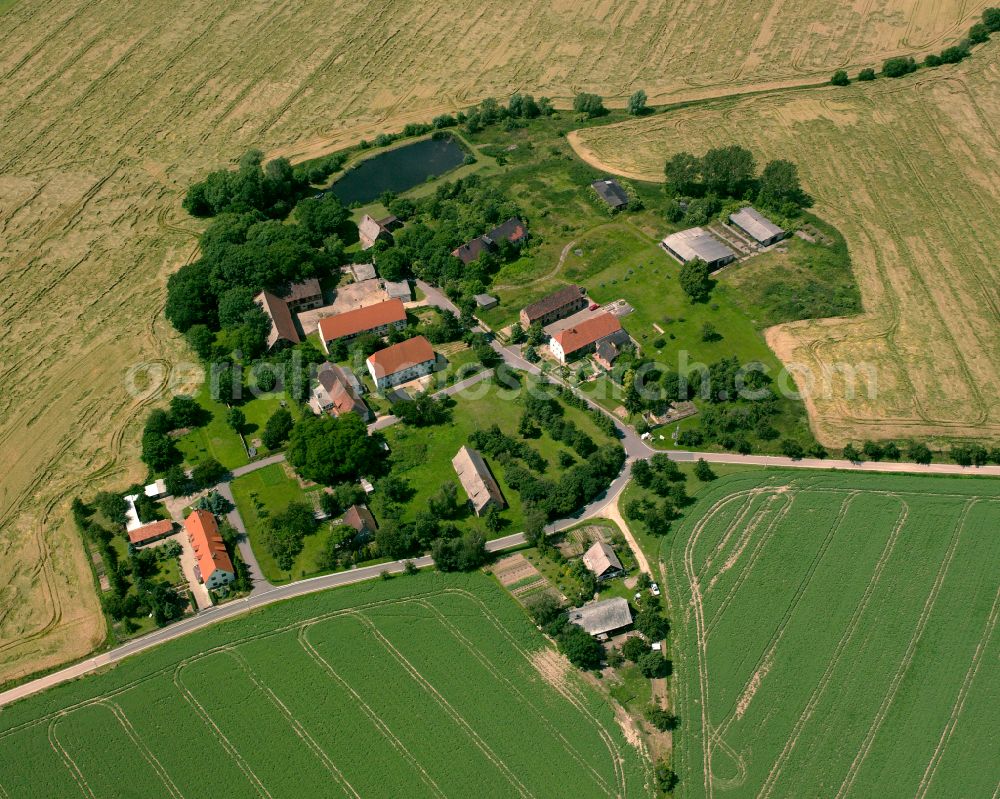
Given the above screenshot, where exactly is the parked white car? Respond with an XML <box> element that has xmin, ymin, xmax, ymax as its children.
<box><xmin>649</xmin><ymin>582</ymin><xmax>661</xmax><ymax>597</ymax></box>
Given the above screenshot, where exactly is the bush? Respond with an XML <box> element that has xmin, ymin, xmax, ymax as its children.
<box><xmin>924</xmin><ymin>53</ymin><xmax>943</xmax><ymax>67</ymax></box>
<box><xmin>622</xmin><ymin>635</ymin><xmax>649</xmax><ymax>662</ymax></box>
<box><xmin>831</xmin><ymin>69</ymin><xmax>850</xmax><ymax>86</ymax></box>
<box><xmin>882</xmin><ymin>56</ymin><xmax>917</xmax><ymax>78</ymax></box>
<box><xmin>939</xmin><ymin>43</ymin><xmax>971</xmax><ymax>64</ymax></box>
<box><xmin>985</xmin><ymin>8</ymin><xmax>1000</xmax><ymax>32</ymax></box>
<box><xmin>638</xmin><ymin>651</ymin><xmax>669</xmax><ymax>678</ymax></box>
<box><xmin>969</xmin><ymin>23</ymin><xmax>991</xmax><ymax>44</ymax></box>
<box><xmin>572</xmin><ymin>92</ymin><xmax>607</xmax><ymax>118</ymax></box>
<box><xmin>557</xmin><ymin>624</ymin><xmax>604</xmax><ymax>669</ymax></box>
<box><xmin>858</xmin><ymin>68</ymin><xmax>876</xmax><ymax>81</ymax></box>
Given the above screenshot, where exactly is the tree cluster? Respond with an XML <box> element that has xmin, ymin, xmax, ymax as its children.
<box><xmin>365</xmin><ymin>175</ymin><xmax>524</xmax><ymax>310</ymax></box>
<box><xmin>287</xmin><ymin>413</ymin><xmax>385</xmax><ymax>486</ymax></box>
<box><xmin>182</xmin><ymin>149</ymin><xmax>307</xmax><ymax>219</ymax></box>
<box><xmin>664</xmin><ymin>146</ymin><xmax>810</xmax><ymax>217</ymax></box>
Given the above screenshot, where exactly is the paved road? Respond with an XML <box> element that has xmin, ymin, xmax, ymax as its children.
<box><xmin>6</xmin><ymin>295</ymin><xmax>997</xmax><ymax>707</ymax></box>
<box><xmin>0</xmin><ymin>528</ymin><xmax>535</xmax><ymax>708</ymax></box>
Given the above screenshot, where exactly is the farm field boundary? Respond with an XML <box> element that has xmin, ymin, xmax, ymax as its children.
<box><xmin>664</xmin><ymin>469</ymin><xmax>1000</xmax><ymax>798</ymax></box>
<box><xmin>0</xmin><ymin>573</ymin><xmax>648</xmax><ymax>798</ymax></box>
<box><xmin>0</xmin><ymin>0</ymin><xmax>985</xmax><ymax>685</ymax></box>
<box><xmin>569</xmin><ymin>44</ymin><xmax>1000</xmax><ymax>447</ymax></box>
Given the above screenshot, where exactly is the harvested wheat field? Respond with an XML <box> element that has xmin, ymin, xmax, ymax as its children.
<box><xmin>0</xmin><ymin>0</ymin><xmax>983</xmax><ymax>684</ymax></box>
<box><xmin>572</xmin><ymin>46</ymin><xmax>1000</xmax><ymax>447</ymax></box>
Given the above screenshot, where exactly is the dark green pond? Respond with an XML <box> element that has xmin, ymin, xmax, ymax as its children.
<box><xmin>328</xmin><ymin>136</ymin><xmax>465</xmax><ymax>205</ymax></box>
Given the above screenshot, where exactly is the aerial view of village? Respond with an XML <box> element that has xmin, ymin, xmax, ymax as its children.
<box><xmin>1</xmin><ymin>2</ymin><xmax>999</xmax><ymax>797</ymax></box>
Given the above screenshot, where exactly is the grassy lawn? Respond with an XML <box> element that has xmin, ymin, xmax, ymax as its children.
<box><xmin>175</xmin><ymin>381</ymin><xmax>248</xmax><ymax>470</ymax></box>
<box><xmin>239</xmin><ymin>391</ymin><xmax>300</xmax><ymax>453</ymax></box>
<box><xmin>230</xmin><ymin>463</ymin><xmax>326</xmax><ymax>583</ymax></box>
<box><xmin>175</xmin><ymin>377</ymin><xmax>303</xmax><ymax>468</ymax></box>
<box><xmin>607</xmin><ymin>662</ymin><xmax>654</xmax><ymax>715</ymax></box>
<box><xmin>451</xmin><ymin>114</ymin><xmax>847</xmax><ymax>453</ymax></box>
<box><xmin>382</xmin><ymin>376</ymin><xmax>614</xmax><ymax>536</ymax></box>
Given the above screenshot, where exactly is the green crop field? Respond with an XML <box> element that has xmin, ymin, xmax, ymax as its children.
<box><xmin>0</xmin><ymin>573</ymin><xmax>648</xmax><ymax>798</ymax></box>
<box><xmin>663</xmin><ymin>470</ymin><xmax>1000</xmax><ymax>798</ymax></box>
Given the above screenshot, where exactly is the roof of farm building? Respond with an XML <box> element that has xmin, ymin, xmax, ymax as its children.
<box><xmin>591</xmin><ymin>178</ymin><xmax>628</xmax><ymax>208</ymax></box>
<box><xmin>487</xmin><ymin>217</ymin><xmax>528</xmax><ymax>244</ymax></box>
<box><xmin>255</xmin><ymin>291</ymin><xmax>301</xmax><ymax>346</ymax></box>
<box><xmin>318</xmin><ymin>298</ymin><xmax>406</xmax><ymax>342</ymax></box>
<box><xmin>521</xmin><ymin>285</ymin><xmax>585</xmax><ymax>322</ymax></box>
<box><xmin>366</xmin><ymin>335</ymin><xmax>435</xmax><ymax>379</ymax></box>
<box><xmin>551</xmin><ymin>313</ymin><xmax>623</xmax><ymax>356</ymax></box>
<box><xmin>660</xmin><ymin>227</ymin><xmax>735</xmax><ymax>264</ymax></box>
<box><xmin>568</xmin><ymin>597</ymin><xmax>633</xmax><ymax>636</ymax></box>
<box><xmin>729</xmin><ymin>206</ymin><xmax>785</xmax><ymax>242</ymax></box>
<box><xmin>127</xmin><ymin>519</ymin><xmax>174</xmax><ymax>546</ymax></box>
<box><xmin>452</xmin><ymin>446</ymin><xmax>506</xmax><ymax>514</ymax></box>
<box><xmin>185</xmin><ymin>509</ymin><xmax>234</xmax><ymax>579</ymax></box>
<box><xmin>452</xmin><ymin>236</ymin><xmax>492</xmax><ymax>265</ymax></box>
<box><xmin>280</xmin><ymin>278</ymin><xmax>322</xmax><ymax>303</ymax></box>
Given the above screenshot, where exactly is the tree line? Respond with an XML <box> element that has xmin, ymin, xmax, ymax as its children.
<box><xmin>832</xmin><ymin>9</ymin><xmax>999</xmax><ymax>86</ymax></box>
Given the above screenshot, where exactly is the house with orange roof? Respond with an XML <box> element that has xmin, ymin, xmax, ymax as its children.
<box><xmin>549</xmin><ymin>313</ymin><xmax>628</xmax><ymax>364</ymax></box>
<box><xmin>318</xmin><ymin>298</ymin><xmax>407</xmax><ymax>353</ymax></box>
<box><xmin>185</xmin><ymin>509</ymin><xmax>235</xmax><ymax>590</ymax></box>
<box><xmin>366</xmin><ymin>335</ymin><xmax>437</xmax><ymax>391</ymax></box>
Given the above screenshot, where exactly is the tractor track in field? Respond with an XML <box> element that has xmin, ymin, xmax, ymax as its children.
<box><xmin>833</xmin><ymin>499</ymin><xmax>976</xmax><ymax>799</ymax></box>
<box><xmin>756</xmin><ymin>496</ymin><xmax>909</xmax><ymax>799</ymax></box>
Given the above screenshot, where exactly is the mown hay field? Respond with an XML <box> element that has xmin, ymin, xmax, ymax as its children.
<box><xmin>665</xmin><ymin>470</ymin><xmax>1000</xmax><ymax>798</ymax></box>
<box><xmin>0</xmin><ymin>0</ymin><xmax>982</xmax><ymax>683</ymax></box>
<box><xmin>0</xmin><ymin>573</ymin><xmax>648</xmax><ymax>798</ymax></box>
<box><xmin>571</xmin><ymin>46</ymin><xmax>1000</xmax><ymax>447</ymax></box>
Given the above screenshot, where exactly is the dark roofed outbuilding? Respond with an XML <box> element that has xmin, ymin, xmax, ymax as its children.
<box><xmin>592</xmin><ymin>179</ymin><xmax>629</xmax><ymax>210</ymax></box>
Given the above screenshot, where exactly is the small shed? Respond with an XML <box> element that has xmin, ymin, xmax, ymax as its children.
<box><xmin>384</xmin><ymin>280</ymin><xmax>412</xmax><ymax>301</ymax></box>
<box><xmin>474</xmin><ymin>294</ymin><xmax>498</xmax><ymax>310</ymax></box>
<box><xmin>591</xmin><ymin>178</ymin><xmax>629</xmax><ymax>210</ymax></box>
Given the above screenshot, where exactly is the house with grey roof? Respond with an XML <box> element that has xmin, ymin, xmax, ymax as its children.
<box><xmin>568</xmin><ymin>597</ymin><xmax>633</xmax><ymax>638</ymax></box>
<box><xmin>729</xmin><ymin>206</ymin><xmax>786</xmax><ymax>246</ymax></box>
<box><xmin>281</xmin><ymin>278</ymin><xmax>323</xmax><ymax>311</ymax></box>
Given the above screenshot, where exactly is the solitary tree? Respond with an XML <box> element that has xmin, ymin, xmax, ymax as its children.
<box><xmin>694</xmin><ymin>459</ymin><xmax>716</xmax><ymax>482</ymax></box>
<box><xmin>226</xmin><ymin>407</ymin><xmax>246</xmax><ymax>434</ymax></box>
<box><xmin>858</xmin><ymin>68</ymin><xmax>876</xmax><ymax>81</ymax></box>
<box><xmin>831</xmin><ymin>69</ymin><xmax>850</xmax><ymax>86</ymax></box>
<box><xmin>679</xmin><ymin>258</ymin><xmax>712</xmax><ymax>302</ymax></box>
<box><xmin>984</xmin><ymin>7</ymin><xmax>1000</xmax><ymax>32</ymax></box>
<box><xmin>627</xmin><ymin>89</ymin><xmax>648</xmax><ymax>116</ymax></box>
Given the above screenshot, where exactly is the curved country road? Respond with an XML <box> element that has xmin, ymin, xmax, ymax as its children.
<box><xmin>3</xmin><ymin>292</ymin><xmax>997</xmax><ymax>708</ymax></box>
